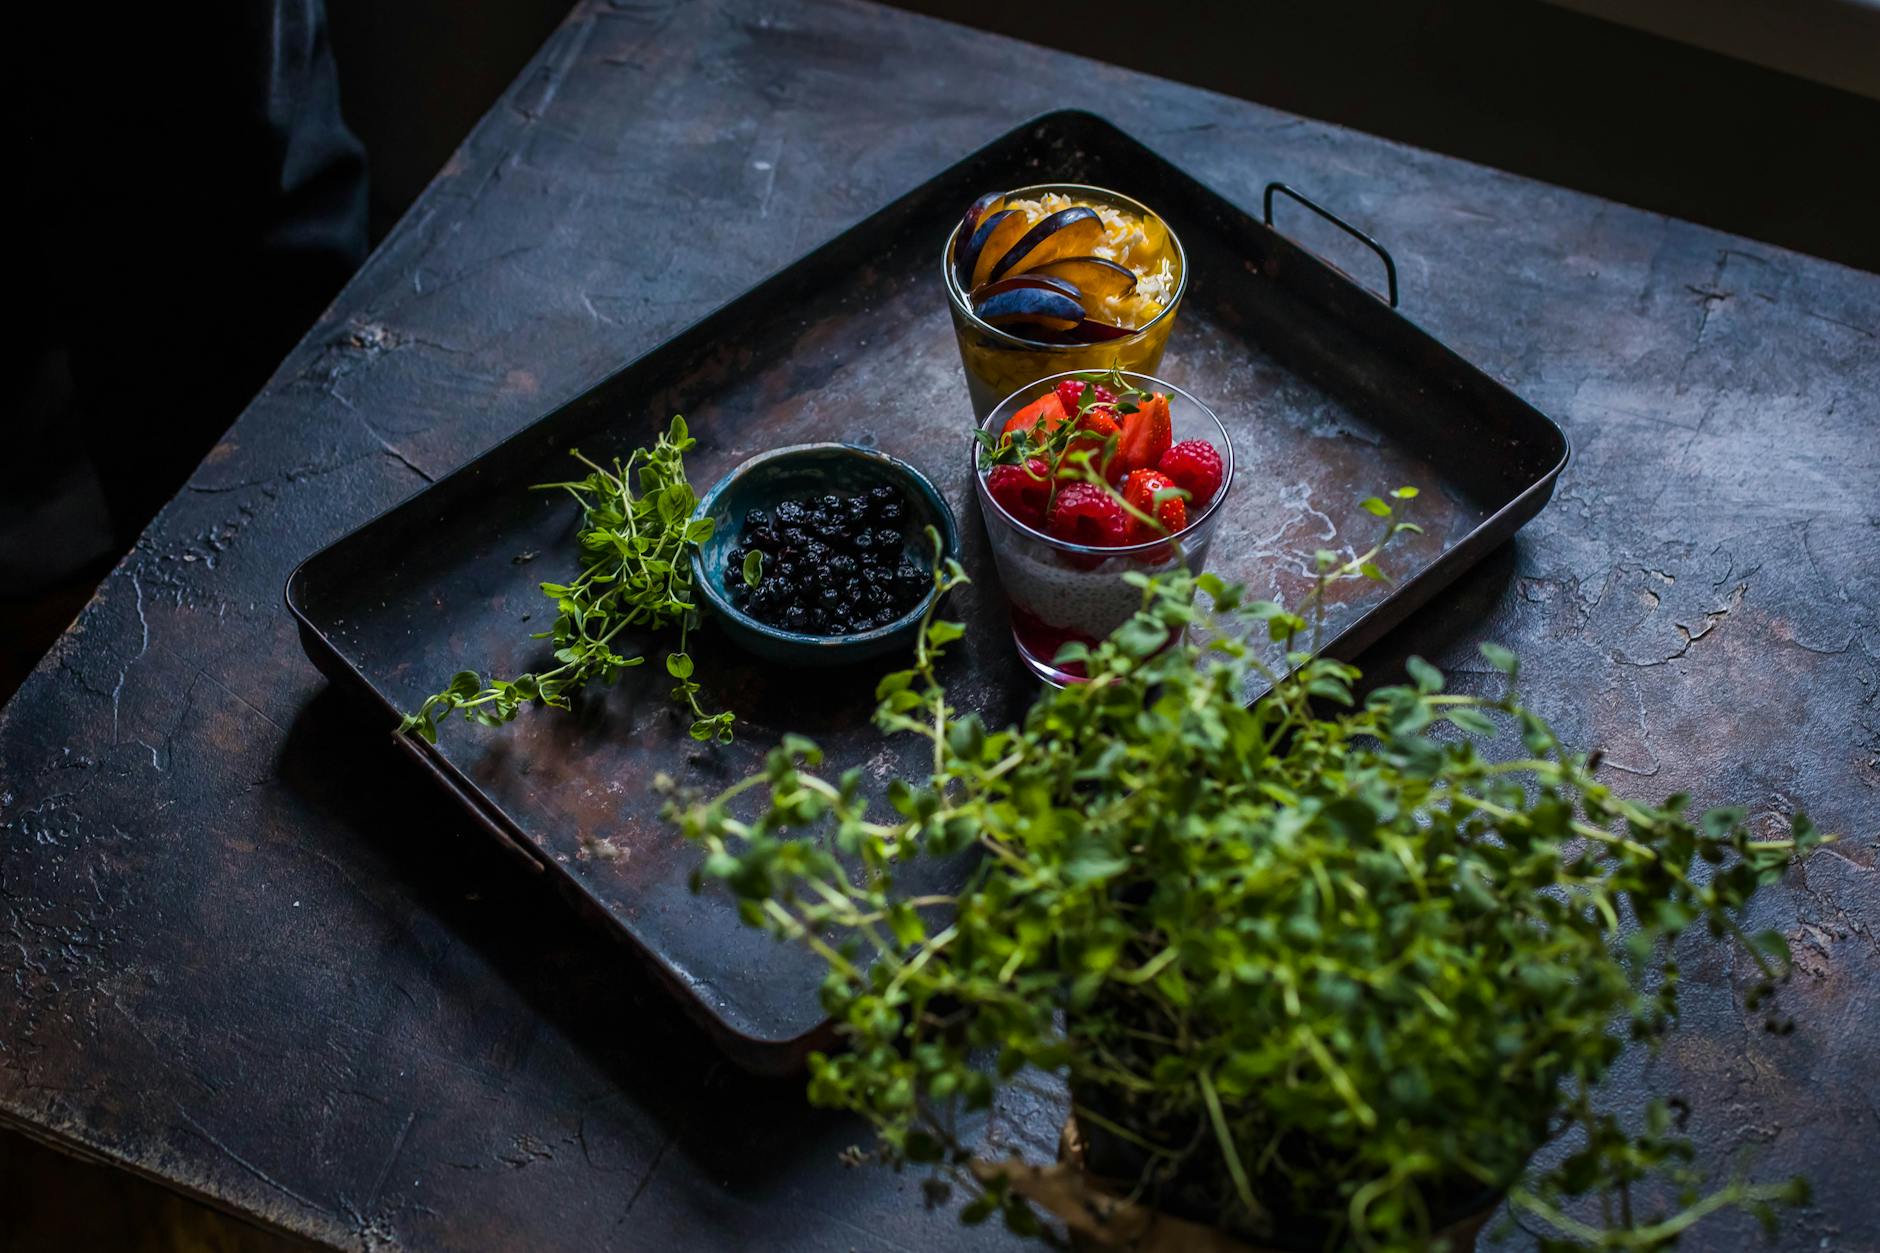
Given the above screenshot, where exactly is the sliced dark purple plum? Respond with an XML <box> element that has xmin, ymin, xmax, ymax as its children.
<box><xmin>956</xmin><ymin>192</ymin><xmax>1005</xmax><ymax>262</ymax></box>
<box><xmin>968</xmin><ymin>210</ymin><xmax>1034</xmax><ymax>290</ymax></box>
<box><xmin>988</xmin><ymin>207</ymin><xmax>1104</xmax><ymax>283</ymax></box>
<box><xmin>1068</xmin><ymin>319</ymin><xmax>1135</xmax><ymax>342</ymax></box>
<box><xmin>968</xmin><ymin>273</ymin><xmax>1081</xmax><ymax>303</ymax></box>
<box><xmin>972</xmin><ymin>286</ymin><xmax>1084</xmax><ymax>333</ymax></box>
<box><xmin>1027</xmin><ymin>255</ymin><xmax>1137</xmax><ymax>302</ymax></box>
<box><xmin>955</xmin><ymin>208</ymin><xmax>1018</xmax><ymax>290</ymax></box>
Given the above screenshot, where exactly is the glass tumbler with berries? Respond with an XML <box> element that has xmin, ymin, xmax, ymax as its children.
<box><xmin>973</xmin><ymin>369</ymin><xmax>1235</xmax><ymax>684</ymax></box>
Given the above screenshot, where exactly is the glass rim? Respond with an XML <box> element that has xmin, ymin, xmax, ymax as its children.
<box><xmin>941</xmin><ymin>182</ymin><xmax>1189</xmax><ymax>351</ymax></box>
<box><xmin>971</xmin><ymin>370</ymin><xmax>1236</xmax><ymax>557</ymax></box>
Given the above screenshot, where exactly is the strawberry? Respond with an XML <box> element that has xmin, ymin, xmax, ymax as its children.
<box><xmin>1157</xmin><ymin>439</ymin><xmax>1224</xmax><ymax>507</ymax></box>
<box><xmin>1122</xmin><ymin>469</ymin><xmax>1187</xmax><ymax>542</ymax></box>
<box><xmin>986</xmin><ymin>458</ymin><xmax>1051</xmax><ymax>528</ymax></box>
<box><xmin>1115</xmin><ymin>393</ymin><xmax>1172</xmax><ymax>475</ymax></box>
<box><xmin>1054</xmin><ymin>377</ymin><xmax>1087</xmax><ymax>416</ymax></box>
<box><xmin>1067</xmin><ymin>407</ymin><xmax>1121</xmax><ymax>481</ymax></box>
<box><xmin>1001</xmin><ymin>391</ymin><xmax>1067</xmax><ymax>442</ymax></box>
<box><xmin>1046</xmin><ymin>481</ymin><xmax>1129</xmax><ymax>551</ymax></box>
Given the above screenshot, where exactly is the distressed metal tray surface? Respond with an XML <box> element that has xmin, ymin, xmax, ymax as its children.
<box><xmin>286</xmin><ymin>111</ymin><xmax>1567</xmax><ymax>1072</ymax></box>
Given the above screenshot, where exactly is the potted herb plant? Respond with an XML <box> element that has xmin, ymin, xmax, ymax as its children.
<box><xmin>670</xmin><ymin>505</ymin><xmax>1823</xmax><ymax>1251</ymax></box>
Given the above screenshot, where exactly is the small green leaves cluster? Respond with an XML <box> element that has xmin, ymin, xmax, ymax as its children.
<box><xmin>672</xmin><ymin>503</ymin><xmax>1824</xmax><ymax>1250</ymax></box>
<box><xmin>400</xmin><ymin>415</ymin><xmax>734</xmax><ymax>745</ymax></box>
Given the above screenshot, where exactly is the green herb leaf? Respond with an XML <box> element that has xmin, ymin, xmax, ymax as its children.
<box><xmin>400</xmin><ymin>420</ymin><xmax>733</xmax><ymax>743</ymax></box>
<box><xmin>1478</xmin><ymin>641</ymin><xmax>1519</xmax><ymax>677</ymax></box>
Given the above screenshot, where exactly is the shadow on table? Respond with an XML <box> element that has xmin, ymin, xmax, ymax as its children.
<box><xmin>274</xmin><ymin>686</ymin><xmax>853</xmax><ymax>1174</ymax></box>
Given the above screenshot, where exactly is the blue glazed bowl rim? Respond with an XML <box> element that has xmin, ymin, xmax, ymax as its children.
<box><xmin>690</xmin><ymin>442</ymin><xmax>962</xmax><ymax>648</ymax></box>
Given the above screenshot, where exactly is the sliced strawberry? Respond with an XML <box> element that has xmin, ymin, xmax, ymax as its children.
<box><xmin>1115</xmin><ymin>392</ymin><xmax>1172</xmax><ymax>474</ymax></box>
<box><xmin>1046</xmin><ymin>481</ymin><xmax>1129</xmax><ymax>551</ymax></box>
<box><xmin>1157</xmin><ymin>439</ymin><xmax>1225</xmax><ymax>507</ymax></box>
<box><xmin>986</xmin><ymin>458</ymin><xmax>1051</xmax><ymax>528</ymax></box>
<box><xmin>1066</xmin><ymin>407</ymin><xmax>1121</xmax><ymax>482</ymax></box>
<box><xmin>1001</xmin><ymin>391</ymin><xmax>1068</xmax><ymax>442</ymax></box>
<box><xmin>1122</xmin><ymin>469</ymin><xmax>1188</xmax><ymax>543</ymax></box>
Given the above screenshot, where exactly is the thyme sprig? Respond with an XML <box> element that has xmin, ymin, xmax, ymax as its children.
<box><xmin>399</xmin><ymin>415</ymin><xmax>734</xmax><ymax>745</ymax></box>
<box><xmin>672</xmin><ymin>500</ymin><xmax>1826</xmax><ymax>1251</ymax></box>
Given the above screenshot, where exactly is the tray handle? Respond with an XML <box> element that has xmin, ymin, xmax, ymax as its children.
<box><xmin>1263</xmin><ymin>182</ymin><xmax>1399</xmax><ymax>308</ymax></box>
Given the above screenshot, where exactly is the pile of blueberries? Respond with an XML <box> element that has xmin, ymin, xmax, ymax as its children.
<box><xmin>727</xmin><ymin>485</ymin><xmax>931</xmax><ymax>636</ymax></box>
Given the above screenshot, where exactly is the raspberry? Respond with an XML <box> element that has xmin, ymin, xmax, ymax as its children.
<box><xmin>1122</xmin><ymin>469</ymin><xmax>1187</xmax><ymax>543</ymax></box>
<box><xmin>1091</xmin><ymin>383</ymin><xmax>1117</xmax><ymax>405</ymax></box>
<box><xmin>1054</xmin><ymin>378</ymin><xmax>1087</xmax><ymax>416</ymax></box>
<box><xmin>1046</xmin><ymin>481</ymin><xmax>1129</xmax><ymax>550</ymax></box>
<box><xmin>1116</xmin><ymin>393</ymin><xmax>1172</xmax><ymax>474</ymax></box>
<box><xmin>1157</xmin><ymin>440</ymin><xmax>1224</xmax><ymax>507</ymax></box>
<box><xmin>985</xmin><ymin>458</ymin><xmax>1051</xmax><ymax>528</ymax></box>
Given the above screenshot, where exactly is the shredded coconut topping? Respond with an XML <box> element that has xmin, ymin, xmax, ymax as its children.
<box><xmin>997</xmin><ymin>192</ymin><xmax>1177</xmax><ymax>330</ymax></box>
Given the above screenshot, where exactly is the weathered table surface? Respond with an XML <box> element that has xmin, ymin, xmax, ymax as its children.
<box><xmin>3</xmin><ymin>1</ymin><xmax>1875</xmax><ymax>1249</ymax></box>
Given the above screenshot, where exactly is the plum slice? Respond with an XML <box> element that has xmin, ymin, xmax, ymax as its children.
<box><xmin>955</xmin><ymin>191</ymin><xmax>1005</xmax><ymax>263</ymax></box>
<box><xmin>955</xmin><ymin>206</ymin><xmax>1030</xmax><ymax>289</ymax></box>
<box><xmin>1027</xmin><ymin>256</ymin><xmax>1137</xmax><ymax>302</ymax></box>
<box><xmin>987</xmin><ymin>207</ymin><xmax>1104</xmax><ymax>284</ymax></box>
<box><xmin>954</xmin><ymin>208</ymin><xmax>1018</xmax><ymax>290</ymax></box>
<box><xmin>969</xmin><ymin>273</ymin><xmax>1081</xmax><ymax>303</ymax></box>
<box><xmin>972</xmin><ymin>286</ymin><xmax>1084</xmax><ymax>333</ymax></box>
<box><xmin>1067</xmin><ymin>319</ymin><xmax>1134</xmax><ymax>342</ymax></box>
<box><xmin>967</xmin><ymin>210</ymin><xmax>1034</xmax><ymax>290</ymax></box>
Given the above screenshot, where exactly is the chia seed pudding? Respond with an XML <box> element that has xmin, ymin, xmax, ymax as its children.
<box><xmin>973</xmin><ymin>371</ymin><xmax>1235</xmax><ymax>685</ymax></box>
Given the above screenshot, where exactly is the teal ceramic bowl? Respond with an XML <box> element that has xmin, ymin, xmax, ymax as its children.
<box><xmin>691</xmin><ymin>444</ymin><xmax>961</xmax><ymax>666</ymax></box>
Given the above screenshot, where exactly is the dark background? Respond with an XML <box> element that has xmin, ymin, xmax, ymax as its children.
<box><xmin>325</xmin><ymin>0</ymin><xmax>1880</xmax><ymax>270</ymax></box>
<box><xmin>2</xmin><ymin>0</ymin><xmax>1874</xmax><ymax>1248</ymax></box>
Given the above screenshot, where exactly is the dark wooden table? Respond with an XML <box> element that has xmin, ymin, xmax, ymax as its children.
<box><xmin>3</xmin><ymin>1</ymin><xmax>1876</xmax><ymax>1249</ymax></box>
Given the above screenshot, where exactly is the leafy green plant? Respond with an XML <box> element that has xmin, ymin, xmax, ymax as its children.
<box><xmin>671</xmin><ymin>511</ymin><xmax>1824</xmax><ymax>1251</ymax></box>
<box><xmin>400</xmin><ymin>415</ymin><xmax>734</xmax><ymax>745</ymax></box>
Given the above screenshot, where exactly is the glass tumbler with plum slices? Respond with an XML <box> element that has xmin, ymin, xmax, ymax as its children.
<box><xmin>973</xmin><ymin>370</ymin><xmax>1234</xmax><ymax>685</ymax></box>
<box><xmin>944</xmin><ymin>185</ymin><xmax>1186</xmax><ymax>416</ymax></box>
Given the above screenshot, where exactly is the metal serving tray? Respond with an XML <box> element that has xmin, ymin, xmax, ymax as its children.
<box><xmin>287</xmin><ymin>111</ymin><xmax>1567</xmax><ymax>1072</ymax></box>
